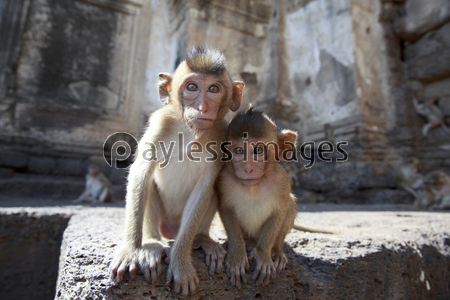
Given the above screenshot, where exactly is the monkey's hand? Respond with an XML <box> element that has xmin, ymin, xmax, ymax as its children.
<box><xmin>166</xmin><ymin>257</ymin><xmax>199</xmax><ymax>297</ymax></box>
<box><xmin>249</xmin><ymin>247</ymin><xmax>276</xmax><ymax>286</ymax></box>
<box><xmin>272</xmin><ymin>251</ymin><xmax>288</xmax><ymax>272</ymax></box>
<box><xmin>193</xmin><ymin>234</ymin><xmax>226</xmax><ymax>274</ymax></box>
<box><xmin>110</xmin><ymin>242</ymin><xmax>169</xmax><ymax>284</ymax></box>
<box><xmin>225</xmin><ymin>249</ymin><xmax>249</xmax><ymax>289</ymax></box>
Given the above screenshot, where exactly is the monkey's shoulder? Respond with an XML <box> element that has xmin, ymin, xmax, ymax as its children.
<box><xmin>145</xmin><ymin>106</ymin><xmax>181</xmax><ymax>135</ymax></box>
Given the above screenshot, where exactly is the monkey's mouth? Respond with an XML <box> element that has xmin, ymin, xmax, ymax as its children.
<box><xmin>238</xmin><ymin>178</ymin><xmax>263</xmax><ymax>186</ymax></box>
<box><xmin>195</xmin><ymin>118</ymin><xmax>214</xmax><ymax>122</ymax></box>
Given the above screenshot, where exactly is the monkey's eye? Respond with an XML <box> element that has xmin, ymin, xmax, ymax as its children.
<box><xmin>208</xmin><ymin>85</ymin><xmax>220</xmax><ymax>93</ymax></box>
<box><xmin>234</xmin><ymin>147</ymin><xmax>244</xmax><ymax>154</ymax></box>
<box><xmin>186</xmin><ymin>83</ymin><xmax>198</xmax><ymax>91</ymax></box>
<box><xmin>254</xmin><ymin>147</ymin><xmax>263</xmax><ymax>155</ymax></box>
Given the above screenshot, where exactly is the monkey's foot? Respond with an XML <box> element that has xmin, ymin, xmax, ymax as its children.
<box><xmin>109</xmin><ymin>242</ymin><xmax>169</xmax><ymax>284</ymax></box>
<box><xmin>193</xmin><ymin>234</ymin><xmax>226</xmax><ymax>274</ymax></box>
<box><xmin>249</xmin><ymin>248</ymin><xmax>276</xmax><ymax>286</ymax></box>
<box><xmin>272</xmin><ymin>251</ymin><xmax>288</xmax><ymax>272</ymax></box>
<box><xmin>225</xmin><ymin>252</ymin><xmax>249</xmax><ymax>289</ymax></box>
<box><xmin>166</xmin><ymin>258</ymin><xmax>199</xmax><ymax>297</ymax></box>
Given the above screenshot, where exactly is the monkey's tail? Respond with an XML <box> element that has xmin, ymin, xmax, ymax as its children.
<box><xmin>292</xmin><ymin>224</ymin><xmax>337</xmax><ymax>234</ymax></box>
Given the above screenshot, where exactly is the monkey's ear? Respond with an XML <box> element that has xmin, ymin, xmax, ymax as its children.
<box><xmin>229</xmin><ymin>81</ymin><xmax>244</xmax><ymax>112</ymax></box>
<box><xmin>158</xmin><ymin>73</ymin><xmax>173</xmax><ymax>105</ymax></box>
<box><xmin>279</xmin><ymin>129</ymin><xmax>298</xmax><ymax>160</ymax></box>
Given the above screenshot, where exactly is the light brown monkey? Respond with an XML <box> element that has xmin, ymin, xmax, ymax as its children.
<box><xmin>74</xmin><ymin>165</ymin><xmax>111</xmax><ymax>203</ymax></box>
<box><xmin>218</xmin><ymin>109</ymin><xmax>333</xmax><ymax>288</ymax></box>
<box><xmin>413</xmin><ymin>97</ymin><xmax>450</xmax><ymax>137</ymax></box>
<box><xmin>425</xmin><ymin>171</ymin><xmax>450</xmax><ymax>210</ymax></box>
<box><xmin>392</xmin><ymin>157</ymin><xmax>424</xmax><ymax>198</ymax></box>
<box><xmin>110</xmin><ymin>47</ymin><xmax>244</xmax><ymax>296</ymax></box>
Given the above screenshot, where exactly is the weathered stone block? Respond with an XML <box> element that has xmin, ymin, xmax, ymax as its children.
<box><xmin>0</xmin><ymin>176</ymin><xmax>84</xmax><ymax>199</ymax></box>
<box><xmin>0</xmin><ymin>154</ymin><xmax>28</xmax><ymax>170</ymax></box>
<box><xmin>52</xmin><ymin>158</ymin><xmax>86</xmax><ymax>176</ymax></box>
<box><xmin>424</xmin><ymin>77</ymin><xmax>450</xmax><ymax>99</ymax></box>
<box><xmin>394</xmin><ymin>0</ymin><xmax>450</xmax><ymax>41</ymax></box>
<box><xmin>0</xmin><ymin>168</ymin><xmax>14</xmax><ymax>178</ymax></box>
<box><xmin>0</xmin><ymin>212</ymin><xmax>69</xmax><ymax>300</ymax></box>
<box><xmin>28</xmin><ymin>157</ymin><xmax>57</xmax><ymax>174</ymax></box>
<box><xmin>54</xmin><ymin>207</ymin><xmax>450</xmax><ymax>299</ymax></box>
<box><xmin>406</xmin><ymin>23</ymin><xmax>450</xmax><ymax>82</ymax></box>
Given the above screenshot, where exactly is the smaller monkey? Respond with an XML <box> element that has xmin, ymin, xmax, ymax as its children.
<box><xmin>218</xmin><ymin>109</ymin><xmax>333</xmax><ymax>289</ymax></box>
<box><xmin>74</xmin><ymin>165</ymin><xmax>112</xmax><ymax>203</ymax></box>
<box><xmin>391</xmin><ymin>157</ymin><xmax>424</xmax><ymax>199</ymax></box>
<box><xmin>412</xmin><ymin>97</ymin><xmax>450</xmax><ymax>137</ymax></box>
<box><xmin>425</xmin><ymin>171</ymin><xmax>450</xmax><ymax>210</ymax></box>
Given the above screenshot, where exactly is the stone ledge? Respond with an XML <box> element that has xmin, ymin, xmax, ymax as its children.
<box><xmin>49</xmin><ymin>206</ymin><xmax>450</xmax><ymax>300</ymax></box>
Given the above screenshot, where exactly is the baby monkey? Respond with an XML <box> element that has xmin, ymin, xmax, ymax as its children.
<box><xmin>218</xmin><ymin>109</ymin><xmax>322</xmax><ymax>288</ymax></box>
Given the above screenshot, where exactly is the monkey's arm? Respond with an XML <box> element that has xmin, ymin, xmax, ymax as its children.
<box><xmin>74</xmin><ymin>175</ymin><xmax>92</xmax><ymax>202</ymax></box>
<box><xmin>219</xmin><ymin>205</ymin><xmax>248</xmax><ymax>289</ymax></box>
<box><xmin>413</xmin><ymin>97</ymin><xmax>426</xmax><ymax>116</ymax></box>
<box><xmin>110</xmin><ymin>157</ymin><xmax>161</xmax><ymax>282</ymax></box>
<box><xmin>166</xmin><ymin>166</ymin><xmax>219</xmax><ymax>296</ymax></box>
<box><xmin>110</xmin><ymin>118</ymin><xmax>167</xmax><ymax>283</ymax></box>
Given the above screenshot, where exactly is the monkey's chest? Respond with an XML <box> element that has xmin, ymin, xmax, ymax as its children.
<box><xmin>227</xmin><ymin>188</ymin><xmax>278</xmax><ymax>239</ymax></box>
<box><xmin>154</xmin><ymin>158</ymin><xmax>204</xmax><ymax>217</ymax></box>
<box><xmin>89</xmin><ymin>181</ymin><xmax>104</xmax><ymax>198</ymax></box>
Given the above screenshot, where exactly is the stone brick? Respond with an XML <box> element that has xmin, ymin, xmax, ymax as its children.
<box><xmin>28</xmin><ymin>157</ymin><xmax>57</xmax><ymax>174</ymax></box>
<box><xmin>394</xmin><ymin>0</ymin><xmax>450</xmax><ymax>41</ymax></box>
<box><xmin>424</xmin><ymin>77</ymin><xmax>450</xmax><ymax>99</ymax></box>
<box><xmin>0</xmin><ymin>154</ymin><xmax>28</xmax><ymax>170</ymax></box>
<box><xmin>52</xmin><ymin>159</ymin><xmax>86</xmax><ymax>176</ymax></box>
<box><xmin>406</xmin><ymin>22</ymin><xmax>450</xmax><ymax>82</ymax></box>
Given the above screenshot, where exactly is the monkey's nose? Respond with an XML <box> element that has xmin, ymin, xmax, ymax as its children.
<box><xmin>244</xmin><ymin>168</ymin><xmax>254</xmax><ymax>174</ymax></box>
<box><xmin>197</xmin><ymin>96</ymin><xmax>208</xmax><ymax>112</ymax></box>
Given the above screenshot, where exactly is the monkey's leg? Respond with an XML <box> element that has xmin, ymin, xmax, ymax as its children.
<box><xmin>422</xmin><ymin>123</ymin><xmax>432</xmax><ymax>137</ymax></box>
<box><xmin>400</xmin><ymin>184</ymin><xmax>420</xmax><ymax>198</ymax></box>
<box><xmin>272</xmin><ymin>201</ymin><xmax>296</xmax><ymax>272</ymax></box>
<box><xmin>249</xmin><ymin>210</ymin><xmax>285</xmax><ymax>286</ymax></box>
<box><xmin>193</xmin><ymin>192</ymin><xmax>226</xmax><ymax>275</ymax></box>
<box><xmin>219</xmin><ymin>204</ymin><xmax>248</xmax><ymax>289</ymax></box>
<box><xmin>166</xmin><ymin>170</ymin><xmax>217</xmax><ymax>297</ymax></box>
<box><xmin>73</xmin><ymin>187</ymin><xmax>91</xmax><ymax>203</ymax></box>
<box><xmin>98</xmin><ymin>188</ymin><xmax>111</xmax><ymax>203</ymax></box>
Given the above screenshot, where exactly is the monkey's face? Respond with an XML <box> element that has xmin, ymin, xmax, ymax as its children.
<box><xmin>181</xmin><ymin>74</ymin><xmax>228</xmax><ymax>132</ymax></box>
<box><xmin>89</xmin><ymin>166</ymin><xmax>100</xmax><ymax>177</ymax></box>
<box><xmin>229</xmin><ymin>140</ymin><xmax>269</xmax><ymax>186</ymax></box>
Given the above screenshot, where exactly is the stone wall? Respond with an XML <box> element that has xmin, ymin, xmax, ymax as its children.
<box><xmin>0</xmin><ymin>0</ymin><xmax>151</xmax><ymax>199</ymax></box>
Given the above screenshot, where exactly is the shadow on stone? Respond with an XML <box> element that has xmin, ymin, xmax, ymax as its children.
<box><xmin>0</xmin><ymin>213</ymin><xmax>70</xmax><ymax>300</ymax></box>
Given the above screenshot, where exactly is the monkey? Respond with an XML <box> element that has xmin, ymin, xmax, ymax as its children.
<box><xmin>425</xmin><ymin>171</ymin><xmax>450</xmax><ymax>210</ymax></box>
<box><xmin>218</xmin><ymin>109</ymin><xmax>334</xmax><ymax>289</ymax></box>
<box><xmin>412</xmin><ymin>97</ymin><xmax>450</xmax><ymax>137</ymax></box>
<box><xmin>391</xmin><ymin>157</ymin><xmax>424</xmax><ymax>199</ymax></box>
<box><xmin>109</xmin><ymin>47</ymin><xmax>244</xmax><ymax>297</ymax></box>
<box><xmin>74</xmin><ymin>165</ymin><xmax>111</xmax><ymax>203</ymax></box>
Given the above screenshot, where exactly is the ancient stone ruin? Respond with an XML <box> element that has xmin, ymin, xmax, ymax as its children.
<box><xmin>0</xmin><ymin>0</ymin><xmax>449</xmax><ymax>299</ymax></box>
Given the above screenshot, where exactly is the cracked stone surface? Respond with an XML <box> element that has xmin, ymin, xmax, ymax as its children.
<box><xmin>1</xmin><ymin>203</ymin><xmax>449</xmax><ymax>299</ymax></box>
